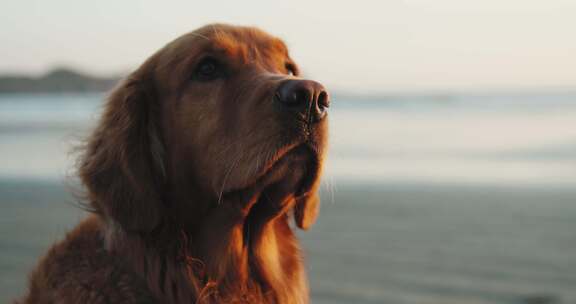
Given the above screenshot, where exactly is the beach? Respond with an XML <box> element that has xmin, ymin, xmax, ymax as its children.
<box><xmin>1</xmin><ymin>179</ymin><xmax>575</xmax><ymax>303</ymax></box>
<box><xmin>1</xmin><ymin>92</ymin><xmax>575</xmax><ymax>303</ymax></box>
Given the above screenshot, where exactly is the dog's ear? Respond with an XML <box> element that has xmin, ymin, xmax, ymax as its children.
<box><xmin>293</xmin><ymin>178</ymin><xmax>321</xmax><ymax>230</ymax></box>
<box><xmin>79</xmin><ymin>68</ymin><xmax>165</xmax><ymax>233</ymax></box>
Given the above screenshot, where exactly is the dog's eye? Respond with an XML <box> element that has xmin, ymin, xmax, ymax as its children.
<box><xmin>285</xmin><ymin>63</ymin><xmax>298</xmax><ymax>76</ymax></box>
<box><xmin>195</xmin><ymin>58</ymin><xmax>222</xmax><ymax>81</ymax></box>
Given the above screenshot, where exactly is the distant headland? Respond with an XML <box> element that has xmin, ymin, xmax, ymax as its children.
<box><xmin>0</xmin><ymin>68</ymin><xmax>122</xmax><ymax>93</ymax></box>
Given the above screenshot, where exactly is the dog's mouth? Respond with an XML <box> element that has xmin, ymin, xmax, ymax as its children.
<box><xmin>222</xmin><ymin>141</ymin><xmax>320</xmax><ymax>198</ymax></box>
<box><xmin>258</xmin><ymin>143</ymin><xmax>320</xmax><ymax>197</ymax></box>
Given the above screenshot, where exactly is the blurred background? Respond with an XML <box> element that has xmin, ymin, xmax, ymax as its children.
<box><xmin>1</xmin><ymin>1</ymin><xmax>575</xmax><ymax>303</ymax></box>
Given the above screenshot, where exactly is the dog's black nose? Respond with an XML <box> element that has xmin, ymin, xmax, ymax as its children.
<box><xmin>274</xmin><ymin>79</ymin><xmax>329</xmax><ymax>122</ymax></box>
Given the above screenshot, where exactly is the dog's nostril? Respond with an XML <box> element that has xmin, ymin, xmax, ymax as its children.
<box><xmin>275</xmin><ymin>79</ymin><xmax>329</xmax><ymax>123</ymax></box>
<box><xmin>317</xmin><ymin>91</ymin><xmax>329</xmax><ymax>110</ymax></box>
<box><xmin>295</xmin><ymin>90</ymin><xmax>310</xmax><ymax>106</ymax></box>
<box><xmin>276</xmin><ymin>80</ymin><xmax>315</xmax><ymax>108</ymax></box>
<box><xmin>274</xmin><ymin>91</ymin><xmax>283</xmax><ymax>104</ymax></box>
<box><xmin>282</xmin><ymin>88</ymin><xmax>310</xmax><ymax>107</ymax></box>
<box><xmin>288</xmin><ymin>89</ymin><xmax>308</xmax><ymax>107</ymax></box>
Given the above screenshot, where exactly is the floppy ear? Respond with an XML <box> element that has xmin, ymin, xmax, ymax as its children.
<box><xmin>79</xmin><ymin>71</ymin><xmax>165</xmax><ymax>233</ymax></box>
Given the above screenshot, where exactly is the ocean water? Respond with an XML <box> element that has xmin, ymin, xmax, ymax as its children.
<box><xmin>1</xmin><ymin>92</ymin><xmax>575</xmax><ymax>185</ymax></box>
<box><xmin>1</xmin><ymin>92</ymin><xmax>575</xmax><ymax>303</ymax></box>
<box><xmin>326</xmin><ymin>93</ymin><xmax>576</xmax><ymax>187</ymax></box>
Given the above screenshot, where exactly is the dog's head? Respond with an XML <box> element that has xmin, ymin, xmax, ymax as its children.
<box><xmin>80</xmin><ymin>24</ymin><xmax>329</xmax><ymax>233</ymax></box>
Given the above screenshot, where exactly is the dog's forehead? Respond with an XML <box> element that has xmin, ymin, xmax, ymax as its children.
<box><xmin>191</xmin><ymin>25</ymin><xmax>290</xmax><ymax>61</ymax></box>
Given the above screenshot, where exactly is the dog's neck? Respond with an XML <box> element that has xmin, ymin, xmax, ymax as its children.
<box><xmin>104</xmin><ymin>189</ymin><xmax>308</xmax><ymax>304</ymax></box>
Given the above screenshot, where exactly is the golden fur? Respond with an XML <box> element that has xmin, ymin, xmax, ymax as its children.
<box><xmin>16</xmin><ymin>24</ymin><xmax>328</xmax><ymax>304</ymax></box>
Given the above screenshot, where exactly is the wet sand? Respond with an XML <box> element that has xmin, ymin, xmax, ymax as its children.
<box><xmin>1</xmin><ymin>179</ymin><xmax>575</xmax><ymax>304</ymax></box>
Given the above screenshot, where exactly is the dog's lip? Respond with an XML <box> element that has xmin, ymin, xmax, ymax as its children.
<box><xmin>293</xmin><ymin>145</ymin><xmax>320</xmax><ymax>197</ymax></box>
<box><xmin>259</xmin><ymin>142</ymin><xmax>314</xmax><ymax>179</ymax></box>
<box><xmin>225</xmin><ymin>141</ymin><xmax>318</xmax><ymax>195</ymax></box>
<box><xmin>260</xmin><ymin>142</ymin><xmax>319</xmax><ymax>196</ymax></box>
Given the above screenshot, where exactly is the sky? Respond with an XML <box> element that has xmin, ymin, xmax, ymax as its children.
<box><xmin>1</xmin><ymin>0</ymin><xmax>576</xmax><ymax>92</ymax></box>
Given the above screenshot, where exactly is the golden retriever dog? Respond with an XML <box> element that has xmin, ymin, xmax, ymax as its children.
<box><xmin>16</xmin><ymin>24</ymin><xmax>329</xmax><ymax>304</ymax></box>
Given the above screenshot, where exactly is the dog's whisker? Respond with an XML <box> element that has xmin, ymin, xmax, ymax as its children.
<box><xmin>328</xmin><ymin>175</ymin><xmax>336</xmax><ymax>206</ymax></box>
<box><xmin>187</xmin><ymin>32</ymin><xmax>210</xmax><ymax>41</ymax></box>
<box><xmin>217</xmin><ymin>152</ymin><xmax>242</xmax><ymax>206</ymax></box>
